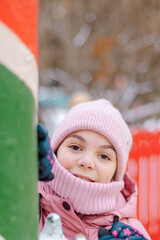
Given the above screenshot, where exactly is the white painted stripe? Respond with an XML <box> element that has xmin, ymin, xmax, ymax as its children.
<box><xmin>0</xmin><ymin>21</ymin><xmax>38</xmax><ymax>104</ymax></box>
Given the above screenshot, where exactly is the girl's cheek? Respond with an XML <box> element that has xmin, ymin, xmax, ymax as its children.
<box><xmin>58</xmin><ymin>156</ymin><xmax>74</xmax><ymax>170</ymax></box>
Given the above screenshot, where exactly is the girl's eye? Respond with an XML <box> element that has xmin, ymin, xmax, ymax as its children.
<box><xmin>69</xmin><ymin>145</ymin><xmax>81</xmax><ymax>151</ymax></box>
<box><xmin>99</xmin><ymin>154</ymin><xmax>110</xmax><ymax>161</ymax></box>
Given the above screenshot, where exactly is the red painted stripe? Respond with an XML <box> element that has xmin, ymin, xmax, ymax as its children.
<box><xmin>0</xmin><ymin>0</ymin><xmax>38</xmax><ymax>62</ymax></box>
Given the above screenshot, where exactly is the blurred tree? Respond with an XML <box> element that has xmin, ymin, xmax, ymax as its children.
<box><xmin>39</xmin><ymin>0</ymin><xmax>160</xmax><ymax>126</ymax></box>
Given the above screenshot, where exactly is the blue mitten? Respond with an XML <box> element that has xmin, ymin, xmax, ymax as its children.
<box><xmin>98</xmin><ymin>216</ymin><xmax>148</xmax><ymax>240</ymax></box>
<box><xmin>38</xmin><ymin>123</ymin><xmax>55</xmax><ymax>181</ymax></box>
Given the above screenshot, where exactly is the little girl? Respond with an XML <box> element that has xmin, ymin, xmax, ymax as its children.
<box><xmin>38</xmin><ymin>99</ymin><xmax>150</xmax><ymax>240</ymax></box>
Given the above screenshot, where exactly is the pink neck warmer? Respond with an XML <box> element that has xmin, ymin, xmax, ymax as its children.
<box><xmin>47</xmin><ymin>157</ymin><xmax>124</xmax><ymax>215</ymax></box>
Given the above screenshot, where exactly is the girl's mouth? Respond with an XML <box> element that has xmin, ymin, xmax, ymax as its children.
<box><xmin>73</xmin><ymin>174</ymin><xmax>94</xmax><ymax>182</ymax></box>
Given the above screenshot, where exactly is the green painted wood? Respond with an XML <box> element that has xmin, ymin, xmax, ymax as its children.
<box><xmin>0</xmin><ymin>64</ymin><xmax>38</xmax><ymax>240</ymax></box>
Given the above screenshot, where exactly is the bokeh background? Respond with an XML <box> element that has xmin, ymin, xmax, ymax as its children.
<box><xmin>38</xmin><ymin>0</ymin><xmax>160</xmax><ymax>136</ymax></box>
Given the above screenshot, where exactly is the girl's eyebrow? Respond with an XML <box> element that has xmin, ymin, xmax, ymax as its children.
<box><xmin>66</xmin><ymin>134</ymin><xmax>86</xmax><ymax>143</ymax></box>
<box><xmin>66</xmin><ymin>134</ymin><xmax>116</xmax><ymax>153</ymax></box>
<box><xmin>99</xmin><ymin>145</ymin><xmax>116</xmax><ymax>154</ymax></box>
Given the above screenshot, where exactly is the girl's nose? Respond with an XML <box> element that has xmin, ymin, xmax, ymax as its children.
<box><xmin>77</xmin><ymin>156</ymin><xmax>95</xmax><ymax>170</ymax></box>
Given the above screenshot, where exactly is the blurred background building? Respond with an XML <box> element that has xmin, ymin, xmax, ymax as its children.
<box><xmin>38</xmin><ymin>0</ymin><xmax>160</xmax><ymax>136</ymax></box>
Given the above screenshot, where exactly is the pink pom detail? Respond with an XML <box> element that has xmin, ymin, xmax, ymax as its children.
<box><xmin>112</xmin><ymin>230</ymin><xmax>118</xmax><ymax>238</ymax></box>
<box><xmin>123</xmin><ymin>228</ymin><xmax>131</xmax><ymax>236</ymax></box>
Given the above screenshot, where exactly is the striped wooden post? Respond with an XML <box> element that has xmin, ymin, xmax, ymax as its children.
<box><xmin>0</xmin><ymin>1</ymin><xmax>39</xmax><ymax>240</ymax></box>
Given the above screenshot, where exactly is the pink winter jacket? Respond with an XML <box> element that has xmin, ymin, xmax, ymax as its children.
<box><xmin>39</xmin><ymin>159</ymin><xmax>150</xmax><ymax>240</ymax></box>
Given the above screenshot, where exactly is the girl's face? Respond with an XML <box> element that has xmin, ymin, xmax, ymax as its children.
<box><xmin>57</xmin><ymin>130</ymin><xmax>117</xmax><ymax>183</ymax></box>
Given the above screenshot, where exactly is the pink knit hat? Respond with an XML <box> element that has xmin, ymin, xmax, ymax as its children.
<box><xmin>50</xmin><ymin>99</ymin><xmax>132</xmax><ymax>181</ymax></box>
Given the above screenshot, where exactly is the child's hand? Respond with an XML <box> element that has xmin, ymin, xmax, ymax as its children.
<box><xmin>98</xmin><ymin>216</ymin><xmax>148</xmax><ymax>240</ymax></box>
<box><xmin>38</xmin><ymin>123</ymin><xmax>55</xmax><ymax>181</ymax></box>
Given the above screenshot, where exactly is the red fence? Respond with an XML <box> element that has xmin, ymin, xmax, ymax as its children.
<box><xmin>128</xmin><ymin>130</ymin><xmax>160</xmax><ymax>240</ymax></box>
